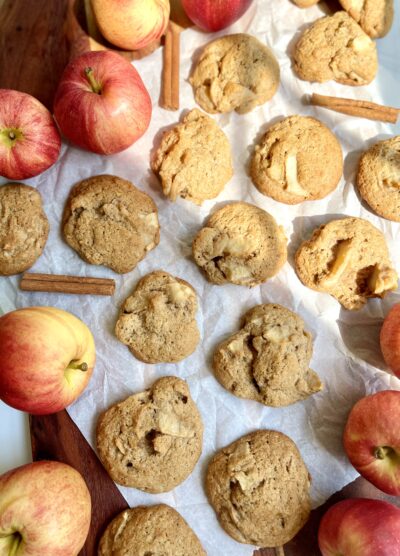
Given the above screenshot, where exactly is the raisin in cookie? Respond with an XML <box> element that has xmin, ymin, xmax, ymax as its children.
<box><xmin>63</xmin><ymin>175</ymin><xmax>159</xmax><ymax>274</ymax></box>
<box><xmin>115</xmin><ymin>270</ymin><xmax>200</xmax><ymax>363</ymax></box>
<box><xmin>190</xmin><ymin>34</ymin><xmax>280</xmax><ymax>115</ymax></box>
<box><xmin>192</xmin><ymin>202</ymin><xmax>287</xmax><ymax>287</ymax></box>
<box><xmin>151</xmin><ymin>109</ymin><xmax>233</xmax><ymax>204</ymax></box>
<box><xmin>206</xmin><ymin>430</ymin><xmax>311</xmax><ymax>547</ymax></box>
<box><xmin>0</xmin><ymin>183</ymin><xmax>49</xmax><ymax>275</ymax></box>
<box><xmin>96</xmin><ymin>377</ymin><xmax>203</xmax><ymax>493</ymax></box>
<box><xmin>339</xmin><ymin>0</ymin><xmax>394</xmax><ymax>38</ymax></box>
<box><xmin>357</xmin><ymin>136</ymin><xmax>400</xmax><ymax>222</ymax></box>
<box><xmin>295</xmin><ymin>217</ymin><xmax>398</xmax><ymax>310</ymax></box>
<box><xmin>213</xmin><ymin>304</ymin><xmax>322</xmax><ymax>407</ymax></box>
<box><xmin>251</xmin><ymin>116</ymin><xmax>343</xmax><ymax>204</ymax></box>
<box><xmin>293</xmin><ymin>11</ymin><xmax>378</xmax><ymax>86</ymax></box>
<box><xmin>98</xmin><ymin>505</ymin><xmax>206</xmax><ymax>556</ymax></box>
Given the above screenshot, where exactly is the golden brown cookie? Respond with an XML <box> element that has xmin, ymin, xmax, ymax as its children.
<box><xmin>96</xmin><ymin>377</ymin><xmax>203</xmax><ymax>493</ymax></box>
<box><xmin>192</xmin><ymin>202</ymin><xmax>287</xmax><ymax>287</ymax></box>
<box><xmin>295</xmin><ymin>217</ymin><xmax>398</xmax><ymax>310</ymax></box>
<box><xmin>151</xmin><ymin>109</ymin><xmax>233</xmax><ymax>204</ymax></box>
<box><xmin>293</xmin><ymin>11</ymin><xmax>378</xmax><ymax>86</ymax></box>
<box><xmin>0</xmin><ymin>183</ymin><xmax>49</xmax><ymax>276</ymax></box>
<box><xmin>251</xmin><ymin>116</ymin><xmax>343</xmax><ymax>204</ymax></box>
<box><xmin>206</xmin><ymin>430</ymin><xmax>311</xmax><ymax>547</ymax></box>
<box><xmin>115</xmin><ymin>270</ymin><xmax>200</xmax><ymax>363</ymax></box>
<box><xmin>190</xmin><ymin>34</ymin><xmax>280</xmax><ymax>114</ymax></box>
<box><xmin>213</xmin><ymin>303</ymin><xmax>322</xmax><ymax>407</ymax></box>
<box><xmin>62</xmin><ymin>175</ymin><xmax>159</xmax><ymax>274</ymax></box>
<box><xmin>98</xmin><ymin>505</ymin><xmax>206</xmax><ymax>556</ymax></box>
<box><xmin>357</xmin><ymin>136</ymin><xmax>400</xmax><ymax>222</ymax></box>
<box><xmin>339</xmin><ymin>0</ymin><xmax>394</xmax><ymax>38</ymax></box>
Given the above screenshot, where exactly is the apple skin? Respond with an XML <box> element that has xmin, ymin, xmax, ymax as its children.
<box><xmin>0</xmin><ymin>307</ymin><xmax>95</xmax><ymax>415</ymax></box>
<box><xmin>0</xmin><ymin>89</ymin><xmax>61</xmax><ymax>180</ymax></box>
<box><xmin>318</xmin><ymin>498</ymin><xmax>400</xmax><ymax>556</ymax></box>
<box><xmin>0</xmin><ymin>461</ymin><xmax>91</xmax><ymax>556</ymax></box>
<box><xmin>343</xmin><ymin>391</ymin><xmax>400</xmax><ymax>495</ymax></box>
<box><xmin>181</xmin><ymin>0</ymin><xmax>254</xmax><ymax>32</ymax></box>
<box><xmin>92</xmin><ymin>0</ymin><xmax>169</xmax><ymax>51</ymax></box>
<box><xmin>381</xmin><ymin>304</ymin><xmax>400</xmax><ymax>377</ymax></box>
<box><xmin>53</xmin><ymin>51</ymin><xmax>152</xmax><ymax>155</ymax></box>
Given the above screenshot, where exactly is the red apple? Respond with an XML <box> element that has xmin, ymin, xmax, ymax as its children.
<box><xmin>381</xmin><ymin>304</ymin><xmax>400</xmax><ymax>377</ymax></box>
<box><xmin>343</xmin><ymin>390</ymin><xmax>400</xmax><ymax>495</ymax></box>
<box><xmin>181</xmin><ymin>0</ymin><xmax>254</xmax><ymax>32</ymax></box>
<box><xmin>0</xmin><ymin>461</ymin><xmax>91</xmax><ymax>556</ymax></box>
<box><xmin>318</xmin><ymin>498</ymin><xmax>400</xmax><ymax>556</ymax></box>
<box><xmin>0</xmin><ymin>306</ymin><xmax>95</xmax><ymax>414</ymax></box>
<box><xmin>0</xmin><ymin>89</ymin><xmax>61</xmax><ymax>180</ymax></box>
<box><xmin>53</xmin><ymin>51</ymin><xmax>152</xmax><ymax>154</ymax></box>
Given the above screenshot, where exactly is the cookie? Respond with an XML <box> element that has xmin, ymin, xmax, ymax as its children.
<box><xmin>0</xmin><ymin>183</ymin><xmax>49</xmax><ymax>276</ymax></box>
<box><xmin>151</xmin><ymin>109</ymin><xmax>233</xmax><ymax>205</ymax></box>
<box><xmin>115</xmin><ymin>270</ymin><xmax>200</xmax><ymax>363</ymax></box>
<box><xmin>213</xmin><ymin>303</ymin><xmax>322</xmax><ymax>407</ymax></box>
<box><xmin>206</xmin><ymin>430</ymin><xmax>311</xmax><ymax>547</ymax></box>
<box><xmin>293</xmin><ymin>11</ymin><xmax>378</xmax><ymax>86</ymax></box>
<box><xmin>62</xmin><ymin>175</ymin><xmax>159</xmax><ymax>274</ymax></box>
<box><xmin>96</xmin><ymin>376</ymin><xmax>203</xmax><ymax>493</ymax></box>
<box><xmin>98</xmin><ymin>504</ymin><xmax>206</xmax><ymax>556</ymax></box>
<box><xmin>251</xmin><ymin>116</ymin><xmax>343</xmax><ymax>204</ymax></box>
<box><xmin>192</xmin><ymin>202</ymin><xmax>287</xmax><ymax>287</ymax></box>
<box><xmin>293</xmin><ymin>0</ymin><xmax>319</xmax><ymax>6</ymax></box>
<box><xmin>190</xmin><ymin>34</ymin><xmax>280</xmax><ymax>115</ymax></box>
<box><xmin>339</xmin><ymin>0</ymin><xmax>394</xmax><ymax>38</ymax></box>
<box><xmin>357</xmin><ymin>136</ymin><xmax>400</xmax><ymax>222</ymax></box>
<box><xmin>295</xmin><ymin>217</ymin><xmax>398</xmax><ymax>310</ymax></box>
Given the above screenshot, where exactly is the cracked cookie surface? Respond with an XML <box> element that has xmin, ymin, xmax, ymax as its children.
<box><xmin>339</xmin><ymin>0</ymin><xmax>394</xmax><ymax>38</ymax></box>
<box><xmin>206</xmin><ymin>430</ymin><xmax>311</xmax><ymax>547</ymax></box>
<box><xmin>151</xmin><ymin>109</ymin><xmax>233</xmax><ymax>204</ymax></box>
<box><xmin>293</xmin><ymin>11</ymin><xmax>377</xmax><ymax>86</ymax></box>
<box><xmin>0</xmin><ymin>183</ymin><xmax>49</xmax><ymax>275</ymax></box>
<box><xmin>115</xmin><ymin>270</ymin><xmax>200</xmax><ymax>363</ymax></box>
<box><xmin>190</xmin><ymin>33</ymin><xmax>280</xmax><ymax>114</ymax></box>
<box><xmin>251</xmin><ymin>115</ymin><xmax>343</xmax><ymax>204</ymax></box>
<box><xmin>213</xmin><ymin>303</ymin><xmax>322</xmax><ymax>407</ymax></box>
<box><xmin>96</xmin><ymin>377</ymin><xmax>203</xmax><ymax>493</ymax></box>
<box><xmin>295</xmin><ymin>217</ymin><xmax>398</xmax><ymax>310</ymax></box>
<box><xmin>98</xmin><ymin>504</ymin><xmax>206</xmax><ymax>556</ymax></box>
<box><xmin>62</xmin><ymin>175</ymin><xmax>159</xmax><ymax>274</ymax></box>
<box><xmin>357</xmin><ymin>136</ymin><xmax>400</xmax><ymax>222</ymax></box>
<box><xmin>192</xmin><ymin>202</ymin><xmax>287</xmax><ymax>287</ymax></box>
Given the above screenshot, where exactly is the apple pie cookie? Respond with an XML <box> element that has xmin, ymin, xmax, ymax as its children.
<box><xmin>206</xmin><ymin>430</ymin><xmax>311</xmax><ymax>547</ymax></box>
<box><xmin>338</xmin><ymin>0</ymin><xmax>394</xmax><ymax>38</ymax></box>
<box><xmin>192</xmin><ymin>202</ymin><xmax>287</xmax><ymax>286</ymax></box>
<box><xmin>251</xmin><ymin>115</ymin><xmax>343</xmax><ymax>204</ymax></box>
<box><xmin>0</xmin><ymin>183</ymin><xmax>49</xmax><ymax>275</ymax></box>
<box><xmin>115</xmin><ymin>270</ymin><xmax>200</xmax><ymax>363</ymax></box>
<box><xmin>151</xmin><ymin>109</ymin><xmax>233</xmax><ymax>204</ymax></box>
<box><xmin>98</xmin><ymin>505</ymin><xmax>206</xmax><ymax>556</ymax></box>
<box><xmin>190</xmin><ymin>34</ymin><xmax>280</xmax><ymax>114</ymax></box>
<box><xmin>295</xmin><ymin>217</ymin><xmax>398</xmax><ymax>310</ymax></box>
<box><xmin>293</xmin><ymin>11</ymin><xmax>378</xmax><ymax>86</ymax></box>
<box><xmin>96</xmin><ymin>377</ymin><xmax>203</xmax><ymax>493</ymax></box>
<box><xmin>62</xmin><ymin>174</ymin><xmax>159</xmax><ymax>274</ymax></box>
<box><xmin>357</xmin><ymin>136</ymin><xmax>400</xmax><ymax>222</ymax></box>
<box><xmin>213</xmin><ymin>303</ymin><xmax>322</xmax><ymax>407</ymax></box>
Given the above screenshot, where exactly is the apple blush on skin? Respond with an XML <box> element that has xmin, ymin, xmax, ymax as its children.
<box><xmin>182</xmin><ymin>0</ymin><xmax>254</xmax><ymax>32</ymax></box>
<box><xmin>53</xmin><ymin>50</ymin><xmax>152</xmax><ymax>155</ymax></box>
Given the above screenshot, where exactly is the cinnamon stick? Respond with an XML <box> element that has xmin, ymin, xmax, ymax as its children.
<box><xmin>20</xmin><ymin>273</ymin><xmax>115</xmax><ymax>296</ymax></box>
<box><xmin>161</xmin><ymin>21</ymin><xmax>180</xmax><ymax>110</ymax></box>
<box><xmin>310</xmin><ymin>93</ymin><xmax>399</xmax><ymax>124</ymax></box>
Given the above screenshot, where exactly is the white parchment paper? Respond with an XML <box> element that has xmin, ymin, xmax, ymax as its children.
<box><xmin>2</xmin><ymin>1</ymin><xmax>400</xmax><ymax>553</ymax></box>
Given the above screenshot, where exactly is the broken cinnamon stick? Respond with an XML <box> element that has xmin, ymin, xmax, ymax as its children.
<box><xmin>310</xmin><ymin>93</ymin><xmax>399</xmax><ymax>124</ymax></box>
<box><xmin>161</xmin><ymin>21</ymin><xmax>180</xmax><ymax>110</ymax></box>
<box><xmin>20</xmin><ymin>273</ymin><xmax>115</xmax><ymax>296</ymax></box>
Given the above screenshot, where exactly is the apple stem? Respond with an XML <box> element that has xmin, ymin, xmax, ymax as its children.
<box><xmin>8</xmin><ymin>131</ymin><xmax>16</xmax><ymax>140</ymax></box>
<box><xmin>69</xmin><ymin>361</ymin><xmax>88</xmax><ymax>372</ymax></box>
<box><xmin>374</xmin><ymin>446</ymin><xmax>390</xmax><ymax>459</ymax></box>
<box><xmin>84</xmin><ymin>67</ymin><xmax>101</xmax><ymax>94</ymax></box>
<box><xmin>8</xmin><ymin>533</ymin><xmax>22</xmax><ymax>556</ymax></box>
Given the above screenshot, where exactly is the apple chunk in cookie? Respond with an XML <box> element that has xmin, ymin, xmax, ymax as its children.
<box><xmin>115</xmin><ymin>270</ymin><xmax>200</xmax><ymax>363</ymax></box>
<box><xmin>213</xmin><ymin>304</ymin><xmax>322</xmax><ymax>407</ymax></box>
